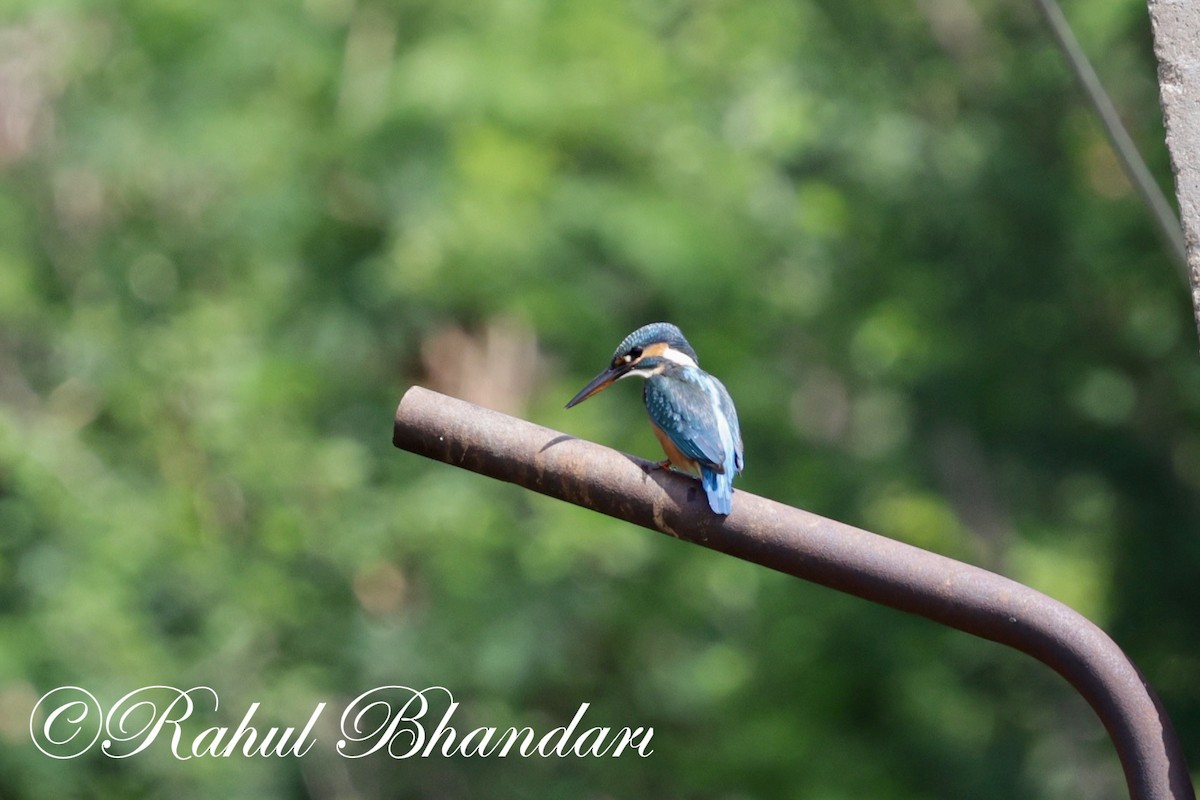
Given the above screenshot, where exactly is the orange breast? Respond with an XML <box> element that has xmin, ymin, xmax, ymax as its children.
<box><xmin>649</xmin><ymin>418</ymin><xmax>700</xmax><ymax>476</ymax></box>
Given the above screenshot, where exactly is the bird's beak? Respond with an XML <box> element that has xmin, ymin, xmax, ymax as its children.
<box><xmin>565</xmin><ymin>364</ymin><xmax>628</xmax><ymax>409</ymax></box>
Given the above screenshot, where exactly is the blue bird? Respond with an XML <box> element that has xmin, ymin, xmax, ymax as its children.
<box><xmin>566</xmin><ymin>322</ymin><xmax>744</xmax><ymax>515</ymax></box>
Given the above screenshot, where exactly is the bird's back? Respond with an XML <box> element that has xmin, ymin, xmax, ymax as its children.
<box><xmin>643</xmin><ymin>366</ymin><xmax>742</xmax><ymax>514</ymax></box>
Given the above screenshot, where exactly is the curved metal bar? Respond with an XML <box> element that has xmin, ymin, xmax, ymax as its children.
<box><xmin>392</xmin><ymin>386</ymin><xmax>1194</xmax><ymax>800</ymax></box>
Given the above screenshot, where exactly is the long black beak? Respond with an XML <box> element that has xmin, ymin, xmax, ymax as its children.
<box><xmin>565</xmin><ymin>364</ymin><xmax>629</xmax><ymax>409</ymax></box>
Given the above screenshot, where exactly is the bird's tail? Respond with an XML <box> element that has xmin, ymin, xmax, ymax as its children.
<box><xmin>701</xmin><ymin>465</ymin><xmax>733</xmax><ymax>515</ymax></box>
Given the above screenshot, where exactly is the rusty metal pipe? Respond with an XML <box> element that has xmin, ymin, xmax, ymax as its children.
<box><xmin>392</xmin><ymin>386</ymin><xmax>1194</xmax><ymax>800</ymax></box>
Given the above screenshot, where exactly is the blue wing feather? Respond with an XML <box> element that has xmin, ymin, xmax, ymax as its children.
<box><xmin>643</xmin><ymin>373</ymin><xmax>725</xmax><ymax>469</ymax></box>
<box><xmin>643</xmin><ymin>367</ymin><xmax>742</xmax><ymax>514</ymax></box>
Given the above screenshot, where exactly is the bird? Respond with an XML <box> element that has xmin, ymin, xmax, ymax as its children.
<box><xmin>565</xmin><ymin>322</ymin><xmax>744</xmax><ymax>515</ymax></box>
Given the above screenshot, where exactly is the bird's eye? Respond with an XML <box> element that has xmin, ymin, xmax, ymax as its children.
<box><xmin>614</xmin><ymin>346</ymin><xmax>643</xmax><ymax>368</ymax></box>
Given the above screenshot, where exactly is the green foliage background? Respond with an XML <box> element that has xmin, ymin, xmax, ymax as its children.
<box><xmin>1</xmin><ymin>0</ymin><xmax>1198</xmax><ymax>797</ymax></box>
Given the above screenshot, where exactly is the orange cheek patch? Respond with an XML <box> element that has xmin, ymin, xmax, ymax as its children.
<box><xmin>641</xmin><ymin>342</ymin><xmax>669</xmax><ymax>359</ymax></box>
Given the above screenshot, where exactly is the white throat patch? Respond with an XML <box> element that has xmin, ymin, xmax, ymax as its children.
<box><xmin>660</xmin><ymin>346</ymin><xmax>698</xmax><ymax>368</ymax></box>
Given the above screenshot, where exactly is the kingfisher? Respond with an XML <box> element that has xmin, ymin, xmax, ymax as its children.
<box><xmin>565</xmin><ymin>322</ymin><xmax>744</xmax><ymax>515</ymax></box>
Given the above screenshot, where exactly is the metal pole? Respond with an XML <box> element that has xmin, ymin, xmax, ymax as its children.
<box><xmin>393</xmin><ymin>386</ymin><xmax>1194</xmax><ymax>800</ymax></box>
<box><xmin>1147</xmin><ymin>0</ymin><xmax>1200</xmax><ymax>340</ymax></box>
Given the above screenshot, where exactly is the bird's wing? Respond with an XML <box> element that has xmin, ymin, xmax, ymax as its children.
<box><xmin>643</xmin><ymin>371</ymin><xmax>731</xmax><ymax>472</ymax></box>
<box><xmin>712</xmin><ymin>375</ymin><xmax>744</xmax><ymax>473</ymax></box>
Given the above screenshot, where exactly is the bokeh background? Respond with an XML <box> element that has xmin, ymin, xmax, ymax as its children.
<box><xmin>2</xmin><ymin>0</ymin><xmax>1198</xmax><ymax>797</ymax></box>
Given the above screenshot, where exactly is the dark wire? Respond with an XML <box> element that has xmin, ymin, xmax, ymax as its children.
<box><xmin>1032</xmin><ymin>0</ymin><xmax>1189</xmax><ymax>283</ymax></box>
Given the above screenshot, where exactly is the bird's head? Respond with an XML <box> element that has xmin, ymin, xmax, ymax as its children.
<box><xmin>565</xmin><ymin>322</ymin><xmax>699</xmax><ymax>409</ymax></box>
